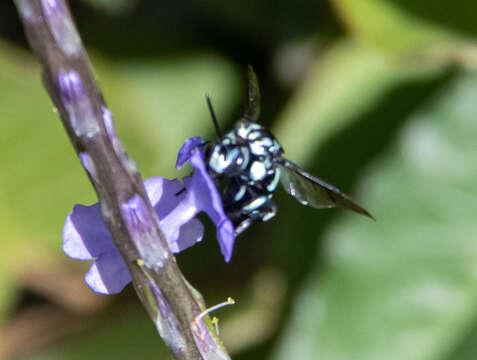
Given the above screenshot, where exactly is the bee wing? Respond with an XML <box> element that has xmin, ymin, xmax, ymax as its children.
<box><xmin>277</xmin><ymin>158</ymin><xmax>374</xmax><ymax>219</ymax></box>
<box><xmin>245</xmin><ymin>65</ymin><xmax>261</xmax><ymax>122</ymax></box>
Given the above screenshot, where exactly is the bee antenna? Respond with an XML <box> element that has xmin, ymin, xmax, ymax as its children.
<box><xmin>205</xmin><ymin>94</ymin><xmax>223</xmax><ymax>139</ymax></box>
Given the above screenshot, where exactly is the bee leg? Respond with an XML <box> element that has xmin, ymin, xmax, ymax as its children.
<box><xmin>223</xmin><ymin>201</ymin><xmax>252</xmax><ymax>236</ymax></box>
<box><xmin>234</xmin><ymin>217</ymin><xmax>253</xmax><ymax>236</ymax></box>
<box><xmin>250</xmin><ymin>200</ymin><xmax>277</xmax><ymax>223</ymax></box>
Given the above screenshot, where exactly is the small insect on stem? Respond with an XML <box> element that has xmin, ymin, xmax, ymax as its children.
<box><xmin>205</xmin><ymin>94</ymin><xmax>223</xmax><ymax>139</ymax></box>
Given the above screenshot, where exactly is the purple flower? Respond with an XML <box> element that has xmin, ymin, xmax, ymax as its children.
<box><xmin>63</xmin><ymin>138</ymin><xmax>235</xmax><ymax>294</ymax></box>
<box><xmin>176</xmin><ymin>138</ymin><xmax>235</xmax><ymax>261</ymax></box>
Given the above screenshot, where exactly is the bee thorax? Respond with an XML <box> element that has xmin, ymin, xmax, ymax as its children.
<box><xmin>206</xmin><ymin>121</ymin><xmax>283</xmax><ymax>233</ymax></box>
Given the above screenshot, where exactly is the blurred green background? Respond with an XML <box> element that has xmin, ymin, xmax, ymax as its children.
<box><xmin>1</xmin><ymin>0</ymin><xmax>477</xmax><ymax>359</ymax></box>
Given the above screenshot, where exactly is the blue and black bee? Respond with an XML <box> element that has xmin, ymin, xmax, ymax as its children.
<box><xmin>205</xmin><ymin>66</ymin><xmax>373</xmax><ymax>235</ymax></box>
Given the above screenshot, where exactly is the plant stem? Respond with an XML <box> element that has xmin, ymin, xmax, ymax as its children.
<box><xmin>12</xmin><ymin>1</ymin><xmax>230</xmax><ymax>359</ymax></box>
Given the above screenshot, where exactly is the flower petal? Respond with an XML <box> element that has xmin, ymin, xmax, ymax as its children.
<box><xmin>63</xmin><ymin>203</ymin><xmax>113</xmax><ymax>260</ymax></box>
<box><xmin>85</xmin><ymin>251</ymin><xmax>131</xmax><ymax>294</ymax></box>
<box><xmin>143</xmin><ymin>177</ymin><xmax>169</xmax><ymax>207</ymax></box>
<box><xmin>64</xmin><ymin>177</ymin><xmax>203</xmax><ymax>259</ymax></box>
<box><xmin>63</xmin><ymin>175</ymin><xmax>207</xmax><ymax>294</ymax></box>
<box><xmin>176</xmin><ymin>137</ymin><xmax>204</xmax><ymax>169</ymax></box>
<box><xmin>145</xmin><ymin>177</ymin><xmax>204</xmax><ymax>252</ymax></box>
<box><xmin>146</xmin><ymin>177</ymin><xmax>185</xmax><ymax>219</ymax></box>
<box><xmin>172</xmin><ymin>218</ymin><xmax>204</xmax><ymax>253</ymax></box>
<box><xmin>182</xmin><ymin>146</ymin><xmax>235</xmax><ymax>262</ymax></box>
<box><xmin>216</xmin><ymin>219</ymin><xmax>235</xmax><ymax>263</ymax></box>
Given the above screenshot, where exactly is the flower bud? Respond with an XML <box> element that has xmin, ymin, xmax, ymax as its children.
<box><xmin>58</xmin><ymin>70</ymin><xmax>99</xmax><ymax>139</ymax></box>
<box><xmin>42</xmin><ymin>0</ymin><xmax>81</xmax><ymax>55</ymax></box>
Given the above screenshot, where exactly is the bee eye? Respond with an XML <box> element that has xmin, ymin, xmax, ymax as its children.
<box><xmin>209</xmin><ymin>146</ymin><xmax>231</xmax><ymax>174</ymax></box>
<box><xmin>227</xmin><ymin>147</ymin><xmax>240</xmax><ymax>161</ymax></box>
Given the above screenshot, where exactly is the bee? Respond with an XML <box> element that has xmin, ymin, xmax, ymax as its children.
<box><xmin>205</xmin><ymin>66</ymin><xmax>373</xmax><ymax>235</ymax></box>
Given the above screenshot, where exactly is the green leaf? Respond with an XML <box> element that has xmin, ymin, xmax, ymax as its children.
<box><xmin>22</xmin><ymin>306</ymin><xmax>172</xmax><ymax>360</ymax></box>
<box><xmin>273</xmin><ymin>71</ymin><xmax>477</xmax><ymax>360</ymax></box>
<box><xmin>273</xmin><ymin>39</ymin><xmax>446</xmax><ymax>164</ymax></box>
<box><xmin>331</xmin><ymin>0</ymin><xmax>477</xmax><ymax>60</ymax></box>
